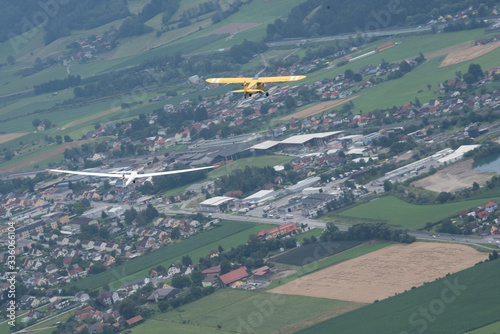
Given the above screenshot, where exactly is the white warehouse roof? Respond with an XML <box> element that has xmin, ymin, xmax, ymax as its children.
<box><xmin>200</xmin><ymin>196</ymin><xmax>234</xmax><ymax>206</ymax></box>
<box><xmin>279</xmin><ymin>131</ymin><xmax>343</xmax><ymax>144</ymax></box>
<box><xmin>249</xmin><ymin>141</ymin><xmax>281</xmax><ymax>150</ymax></box>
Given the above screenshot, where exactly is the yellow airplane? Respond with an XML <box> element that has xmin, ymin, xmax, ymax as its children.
<box><xmin>206</xmin><ymin>75</ymin><xmax>306</xmax><ymax>98</ymax></box>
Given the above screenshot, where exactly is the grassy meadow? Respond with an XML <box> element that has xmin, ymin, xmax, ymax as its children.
<box><xmin>333</xmin><ymin>196</ymin><xmax>500</xmax><ymax>230</ymax></box>
<box><xmin>131</xmin><ymin>289</ymin><xmax>347</xmax><ymax>334</ymax></box>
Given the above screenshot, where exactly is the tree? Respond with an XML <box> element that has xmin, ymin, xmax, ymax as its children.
<box><xmin>182</xmin><ymin>255</ymin><xmax>192</xmax><ymax>267</ymax></box>
<box><xmin>99</xmin><ymin>227</ymin><xmax>110</xmax><ymax>239</ymax></box>
<box><xmin>344</xmin><ymin>69</ymin><xmax>354</xmax><ymax>79</ymax></box>
<box><xmin>383</xmin><ymin>180</ymin><xmax>393</xmax><ymax>192</ymax></box>
<box><xmin>353</xmin><ymin>73</ymin><xmax>362</xmax><ymax>82</ymax></box>
<box><xmin>119</xmin><ymin>298</ymin><xmax>138</xmax><ymax>319</ymax></box>
<box><xmin>32</xmin><ymin>119</ymin><xmax>42</xmax><ymax>128</ymax></box>
<box><xmin>43</xmin><ymin>119</ymin><xmax>52</xmax><ymax>129</ymax></box>
<box><xmin>171</xmin><ymin>275</ymin><xmax>191</xmax><ymax>289</ymax></box>
<box><xmin>399</xmin><ymin>60</ymin><xmax>411</xmax><ymax>73</ymax></box>
<box><xmin>220</xmin><ymin>260</ymin><xmax>231</xmax><ymax>274</ymax></box>
<box><xmin>158</xmin><ymin>301</ymin><xmax>170</xmax><ymax>312</ymax></box>
<box><xmin>472</xmin><ymin>182</ymin><xmax>480</xmax><ymax>191</ymax></box>
<box><xmin>468</xmin><ymin>63</ymin><xmax>483</xmax><ymax>81</ymax></box>
<box><xmin>191</xmin><ymin>270</ymin><xmax>204</xmax><ymax>286</ymax></box>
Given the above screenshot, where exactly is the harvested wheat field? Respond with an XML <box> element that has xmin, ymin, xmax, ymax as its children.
<box><xmin>0</xmin><ymin>133</ymin><xmax>28</xmax><ymax>145</ymax></box>
<box><xmin>278</xmin><ymin>96</ymin><xmax>358</xmax><ymax>121</ymax></box>
<box><xmin>439</xmin><ymin>41</ymin><xmax>500</xmax><ymax>67</ymax></box>
<box><xmin>412</xmin><ymin>159</ymin><xmax>496</xmax><ymax>192</ymax></box>
<box><xmin>269</xmin><ymin>242</ymin><xmax>487</xmax><ymax>303</ymax></box>
<box><xmin>202</xmin><ymin>23</ymin><xmax>260</xmax><ymax>36</ymax></box>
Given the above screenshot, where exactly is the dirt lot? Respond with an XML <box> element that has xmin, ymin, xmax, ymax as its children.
<box><xmin>62</xmin><ymin>107</ymin><xmax>121</xmax><ymax>129</ymax></box>
<box><xmin>0</xmin><ymin>139</ymin><xmax>96</xmax><ymax>172</ymax></box>
<box><xmin>268</xmin><ymin>242</ymin><xmax>487</xmax><ymax>303</ymax></box>
<box><xmin>412</xmin><ymin>159</ymin><xmax>496</xmax><ymax>192</ymax></box>
<box><xmin>424</xmin><ymin>41</ymin><xmax>473</xmax><ymax>59</ymax></box>
<box><xmin>278</xmin><ymin>96</ymin><xmax>358</xmax><ymax>121</ymax></box>
<box><xmin>439</xmin><ymin>41</ymin><xmax>500</xmax><ymax>67</ymax></box>
<box><xmin>0</xmin><ymin>133</ymin><xmax>28</xmax><ymax>145</ymax></box>
<box><xmin>202</xmin><ymin>22</ymin><xmax>260</xmax><ymax>36</ymax></box>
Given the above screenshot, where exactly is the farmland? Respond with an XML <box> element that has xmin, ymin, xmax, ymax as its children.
<box><xmin>267</xmin><ymin>241</ymin><xmax>393</xmax><ymax>290</ymax></box>
<box><xmin>131</xmin><ymin>289</ymin><xmax>347</xmax><ymax>334</ymax></box>
<box><xmin>296</xmin><ymin>257</ymin><xmax>500</xmax><ymax>334</ymax></box>
<box><xmin>67</xmin><ymin>220</ymin><xmax>266</xmax><ymax>291</ymax></box>
<box><xmin>269</xmin><ymin>242</ymin><xmax>487</xmax><ymax>303</ymax></box>
<box><xmin>272</xmin><ymin>240</ymin><xmax>363</xmax><ymax>266</ymax></box>
<box><xmin>334</xmin><ymin>196</ymin><xmax>500</xmax><ymax>230</ymax></box>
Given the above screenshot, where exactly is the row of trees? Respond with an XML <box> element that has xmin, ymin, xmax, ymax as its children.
<box><xmin>215</xmin><ymin>166</ymin><xmax>278</xmax><ymax>195</ymax></box>
<box><xmin>320</xmin><ymin>222</ymin><xmax>416</xmax><ymax>243</ymax></box>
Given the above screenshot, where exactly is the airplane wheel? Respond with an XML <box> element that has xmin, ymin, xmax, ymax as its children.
<box><xmin>266</xmin><ymin>92</ymin><xmax>269</xmax><ymax>96</ymax></box>
<box><xmin>249</xmin><ymin>93</ymin><xmax>252</xmax><ymax>97</ymax></box>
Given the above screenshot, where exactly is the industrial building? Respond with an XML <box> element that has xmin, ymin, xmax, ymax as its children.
<box><xmin>199</xmin><ymin>196</ymin><xmax>235</xmax><ymax>213</ymax></box>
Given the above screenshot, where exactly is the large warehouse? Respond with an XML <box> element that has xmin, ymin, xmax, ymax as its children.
<box><xmin>278</xmin><ymin>131</ymin><xmax>343</xmax><ymax>149</ymax></box>
<box><xmin>199</xmin><ymin>196</ymin><xmax>236</xmax><ymax>213</ymax></box>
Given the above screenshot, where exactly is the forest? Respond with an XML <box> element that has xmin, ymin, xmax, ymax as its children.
<box><xmin>265</xmin><ymin>0</ymin><xmax>499</xmax><ymax>40</ymax></box>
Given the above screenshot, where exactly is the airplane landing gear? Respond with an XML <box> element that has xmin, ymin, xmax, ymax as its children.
<box><xmin>266</xmin><ymin>92</ymin><xmax>269</xmax><ymax>96</ymax></box>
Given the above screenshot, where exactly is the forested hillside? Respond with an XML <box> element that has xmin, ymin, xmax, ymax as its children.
<box><xmin>0</xmin><ymin>0</ymin><xmax>130</xmax><ymax>44</ymax></box>
<box><xmin>266</xmin><ymin>0</ymin><xmax>500</xmax><ymax>40</ymax></box>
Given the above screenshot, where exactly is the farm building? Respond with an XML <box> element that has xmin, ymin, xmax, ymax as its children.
<box><xmin>219</xmin><ymin>266</ymin><xmax>249</xmax><ymax>287</ymax></box>
<box><xmin>257</xmin><ymin>222</ymin><xmax>299</xmax><ymax>240</ymax></box>
<box><xmin>376</xmin><ymin>42</ymin><xmax>394</xmax><ymax>52</ymax></box>
<box><xmin>199</xmin><ymin>196</ymin><xmax>235</xmax><ymax>213</ymax></box>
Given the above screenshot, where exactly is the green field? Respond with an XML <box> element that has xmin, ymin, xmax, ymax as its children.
<box><xmin>267</xmin><ymin>241</ymin><xmax>393</xmax><ymax>290</ymax></box>
<box><xmin>468</xmin><ymin>320</ymin><xmax>500</xmax><ymax>333</ymax></box>
<box><xmin>68</xmin><ymin>220</ymin><xmax>265</xmax><ymax>291</ymax></box>
<box><xmin>207</xmin><ymin>155</ymin><xmax>292</xmax><ymax>179</ymax></box>
<box><xmin>335</xmin><ymin>196</ymin><xmax>500</xmax><ymax>230</ymax></box>
<box><xmin>297</xmin><ymin>258</ymin><xmax>500</xmax><ymax>334</ymax></box>
<box><xmin>131</xmin><ymin>289</ymin><xmax>346</xmax><ymax>334</ymax></box>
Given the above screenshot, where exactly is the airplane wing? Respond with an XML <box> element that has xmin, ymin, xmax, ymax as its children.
<box><xmin>206</xmin><ymin>76</ymin><xmax>306</xmax><ymax>84</ymax></box>
<box><xmin>46</xmin><ymin>169</ymin><xmax>125</xmax><ymax>178</ymax></box>
<box><xmin>206</xmin><ymin>78</ymin><xmax>254</xmax><ymax>84</ymax></box>
<box><xmin>142</xmin><ymin>165</ymin><xmax>214</xmax><ymax>177</ymax></box>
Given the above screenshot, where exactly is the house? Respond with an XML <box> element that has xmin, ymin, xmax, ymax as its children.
<box><xmin>167</xmin><ymin>263</ymin><xmax>181</xmax><ymax>278</ymax></box>
<box><xmin>97</xmin><ymin>291</ymin><xmax>120</xmax><ymax>306</ymax></box>
<box><xmin>485</xmin><ymin>201</ymin><xmax>498</xmax><ymax>212</ymax></box>
<box><xmin>202</xmin><ymin>266</ymin><xmax>221</xmax><ymax>277</ymax></box>
<box><xmin>119</xmin><ymin>277</ymin><xmax>150</xmax><ymax>291</ymax></box>
<box><xmin>219</xmin><ymin>266</ymin><xmax>249</xmax><ymax>287</ymax></box>
<box><xmin>75</xmin><ymin>306</ymin><xmax>94</xmax><ymax>322</ymax></box>
<box><xmin>477</xmin><ymin>210</ymin><xmax>490</xmax><ymax>221</ymax></box>
<box><xmin>74</xmin><ymin>291</ymin><xmax>90</xmax><ymax>303</ymax></box>
<box><xmin>45</xmin><ymin>264</ymin><xmax>58</xmax><ymax>274</ymax></box>
<box><xmin>88</xmin><ymin>323</ymin><xmax>111</xmax><ymax>334</ymax></box>
<box><xmin>146</xmin><ymin>288</ymin><xmax>180</xmax><ymax>303</ymax></box>
<box><xmin>202</xmin><ymin>276</ymin><xmax>219</xmax><ymax>287</ymax></box>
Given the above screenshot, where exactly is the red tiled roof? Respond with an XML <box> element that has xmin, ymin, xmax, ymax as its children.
<box><xmin>219</xmin><ymin>266</ymin><xmax>248</xmax><ymax>285</ymax></box>
<box><xmin>202</xmin><ymin>266</ymin><xmax>220</xmax><ymax>275</ymax></box>
<box><xmin>252</xmin><ymin>266</ymin><xmax>270</xmax><ymax>276</ymax></box>
<box><xmin>126</xmin><ymin>315</ymin><xmax>143</xmax><ymax>326</ymax></box>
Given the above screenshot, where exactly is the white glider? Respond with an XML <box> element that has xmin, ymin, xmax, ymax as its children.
<box><xmin>45</xmin><ymin>166</ymin><xmax>214</xmax><ymax>187</ymax></box>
